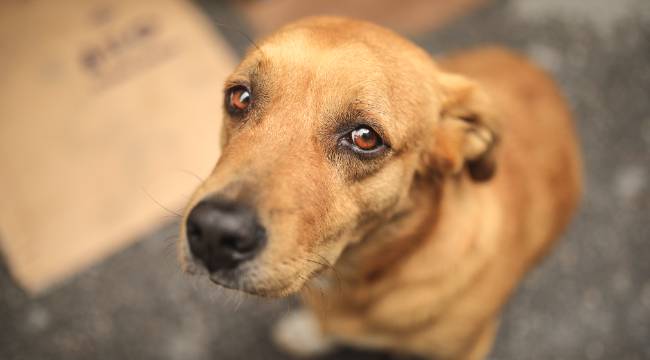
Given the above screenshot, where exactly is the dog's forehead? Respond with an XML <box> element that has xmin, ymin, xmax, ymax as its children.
<box><xmin>259</xmin><ymin>32</ymin><xmax>385</xmax><ymax>85</ymax></box>
<box><xmin>250</xmin><ymin>32</ymin><xmax>394</xmax><ymax>121</ymax></box>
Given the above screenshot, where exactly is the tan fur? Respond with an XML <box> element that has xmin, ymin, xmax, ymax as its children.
<box><xmin>179</xmin><ymin>17</ymin><xmax>582</xmax><ymax>360</ymax></box>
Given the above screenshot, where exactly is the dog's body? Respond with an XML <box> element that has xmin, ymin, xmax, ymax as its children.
<box><xmin>179</xmin><ymin>17</ymin><xmax>581</xmax><ymax>360</ymax></box>
<box><xmin>292</xmin><ymin>47</ymin><xmax>582</xmax><ymax>360</ymax></box>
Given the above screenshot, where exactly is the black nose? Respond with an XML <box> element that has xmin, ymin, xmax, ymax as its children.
<box><xmin>186</xmin><ymin>198</ymin><xmax>266</xmax><ymax>272</ymax></box>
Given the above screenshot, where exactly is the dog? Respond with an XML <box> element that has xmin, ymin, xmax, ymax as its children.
<box><xmin>178</xmin><ymin>16</ymin><xmax>582</xmax><ymax>360</ymax></box>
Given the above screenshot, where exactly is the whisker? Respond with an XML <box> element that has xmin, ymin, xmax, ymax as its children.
<box><xmin>283</xmin><ymin>295</ymin><xmax>295</xmax><ymax>317</ymax></box>
<box><xmin>141</xmin><ymin>187</ymin><xmax>183</xmax><ymax>217</ymax></box>
<box><xmin>311</xmin><ymin>252</ymin><xmax>343</xmax><ymax>294</ymax></box>
<box><xmin>212</xmin><ymin>21</ymin><xmax>265</xmax><ymax>56</ymax></box>
<box><xmin>296</xmin><ymin>271</ymin><xmax>325</xmax><ymax>306</ymax></box>
<box><xmin>233</xmin><ymin>290</ymin><xmax>245</xmax><ymax>312</ymax></box>
<box><xmin>305</xmin><ymin>258</ymin><xmax>327</xmax><ymax>268</ymax></box>
<box><xmin>268</xmin><ymin>206</ymin><xmax>306</xmax><ymax>216</ymax></box>
<box><xmin>178</xmin><ymin>168</ymin><xmax>205</xmax><ymax>184</ymax></box>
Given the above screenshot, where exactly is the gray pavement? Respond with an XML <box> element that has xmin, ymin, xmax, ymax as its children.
<box><xmin>1</xmin><ymin>1</ymin><xmax>649</xmax><ymax>359</ymax></box>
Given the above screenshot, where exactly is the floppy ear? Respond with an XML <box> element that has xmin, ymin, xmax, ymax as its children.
<box><xmin>428</xmin><ymin>72</ymin><xmax>500</xmax><ymax>182</ymax></box>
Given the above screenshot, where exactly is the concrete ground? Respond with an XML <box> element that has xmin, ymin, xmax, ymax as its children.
<box><xmin>1</xmin><ymin>0</ymin><xmax>649</xmax><ymax>359</ymax></box>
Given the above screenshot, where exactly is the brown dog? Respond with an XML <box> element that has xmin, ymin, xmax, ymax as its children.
<box><xmin>178</xmin><ymin>16</ymin><xmax>582</xmax><ymax>360</ymax></box>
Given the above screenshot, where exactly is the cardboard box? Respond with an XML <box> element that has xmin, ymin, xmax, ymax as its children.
<box><xmin>0</xmin><ymin>0</ymin><xmax>236</xmax><ymax>294</ymax></box>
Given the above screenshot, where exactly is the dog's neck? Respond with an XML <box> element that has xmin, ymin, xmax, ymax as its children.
<box><xmin>311</xmin><ymin>174</ymin><xmax>500</xmax><ymax>306</ymax></box>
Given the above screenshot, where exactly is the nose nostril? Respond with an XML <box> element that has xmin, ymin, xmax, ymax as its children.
<box><xmin>220</xmin><ymin>233</ymin><xmax>256</xmax><ymax>253</ymax></box>
<box><xmin>221</xmin><ymin>235</ymin><xmax>239</xmax><ymax>251</ymax></box>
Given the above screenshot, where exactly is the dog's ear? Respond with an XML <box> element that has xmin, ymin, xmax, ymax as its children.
<box><xmin>428</xmin><ymin>72</ymin><xmax>500</xmax><ymax>182</ymax></box>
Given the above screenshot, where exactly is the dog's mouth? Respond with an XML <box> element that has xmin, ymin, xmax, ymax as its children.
<box><xmin>208</xmin><ymin>275</ymin><xmax>296</xmax><ymax>297</ymax></box>
<box><xmin>201</xmin><ymin>258</ymin><xmax>329</xmax><ymax>297</ymax></box>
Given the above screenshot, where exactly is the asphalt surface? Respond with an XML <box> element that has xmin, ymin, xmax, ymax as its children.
<box><xmin>1</xmin><ymin>1</ymin><xmax>649</xmax><ymax>359</ymax></box>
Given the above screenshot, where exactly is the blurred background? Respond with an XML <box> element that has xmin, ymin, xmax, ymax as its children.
<box><xmin>1</xmin><ymin>0</ymin><xmax>649</xmax><ymax>359</ymax></box>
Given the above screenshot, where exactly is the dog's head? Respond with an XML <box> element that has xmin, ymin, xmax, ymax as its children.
<box><xmin>179</xmin><ymin>17</ymin><xmax>499</xmax><ymax>296</ymax></box>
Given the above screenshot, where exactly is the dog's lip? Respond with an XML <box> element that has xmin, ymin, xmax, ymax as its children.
<box><xmin>208</xmin><ymin>276</ymin><xmax>224</xmax><ymax>286</ymax></box>
<box><xmin>207</xmin><ymin>272</ymin><xmax>302</xmax><ymax>297</ymax></box>
<box><xmin>208</xmin><ymin>272</ymin><xmax>239</xmax><ymax>288</ymax></box>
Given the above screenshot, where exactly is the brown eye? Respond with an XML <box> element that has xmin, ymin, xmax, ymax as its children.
<box><xmin>227</xmin><ymin>85</ymin><xmax>251</xmax><ymax>113</ymax></box>
<box><xmin>350</xmin><ymin>126</ymin><xmax>381</xmax><ymax>151</ymax></box>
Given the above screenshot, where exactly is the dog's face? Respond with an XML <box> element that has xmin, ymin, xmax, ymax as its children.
<box><xmin>179</xmin><ymin>17</ymin><xmax>499</xmax><ymax>296</ymax></box>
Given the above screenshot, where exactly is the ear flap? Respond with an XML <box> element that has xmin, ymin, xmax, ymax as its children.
<box><xmin>429</xmin><ymin>72</ymin><xmax>501</xmax><ymax>182</ymax></box>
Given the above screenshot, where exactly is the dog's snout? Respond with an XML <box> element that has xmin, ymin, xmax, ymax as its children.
<box><xmin>186</xmin><ymin>198</ymin><xmax>266</xmax><ymax>272</ymax></box>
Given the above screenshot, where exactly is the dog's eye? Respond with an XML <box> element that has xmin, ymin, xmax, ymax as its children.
<box><xmin>351</xmin><ymin>127</ymin><xmax>381</xmax><ymax>150</ymax></box>
<box><xmin>226</xmin><ymin>85</ymin><xmax>251</xmax><ymax>114</ymax></box>
<box><xmin>339</xmin><ymin>125</ymin><xmax>386</xmax><ymax>158</ymax></box>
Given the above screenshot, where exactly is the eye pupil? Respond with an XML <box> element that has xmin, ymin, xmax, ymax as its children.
<box><xmin>351</xmin><ymin>127</ymin><xmax>379</xmax><ymax>150</ymax></box>
<box><xmin>229</xmin><ymin>86</ymin><xmax>251</xmax><ymax>112</ymax></box>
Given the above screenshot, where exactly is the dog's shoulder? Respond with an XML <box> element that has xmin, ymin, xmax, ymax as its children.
<box><xmin>441</xmin><ymin>46</ymin><xmax>582</xmax><ymax>256</ymax></box>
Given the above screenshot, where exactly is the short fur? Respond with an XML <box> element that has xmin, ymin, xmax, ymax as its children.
<box><xmin>179</xmin><ymin>17</ymin><xmax>582</xmax><ymax>360</ymax></box>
